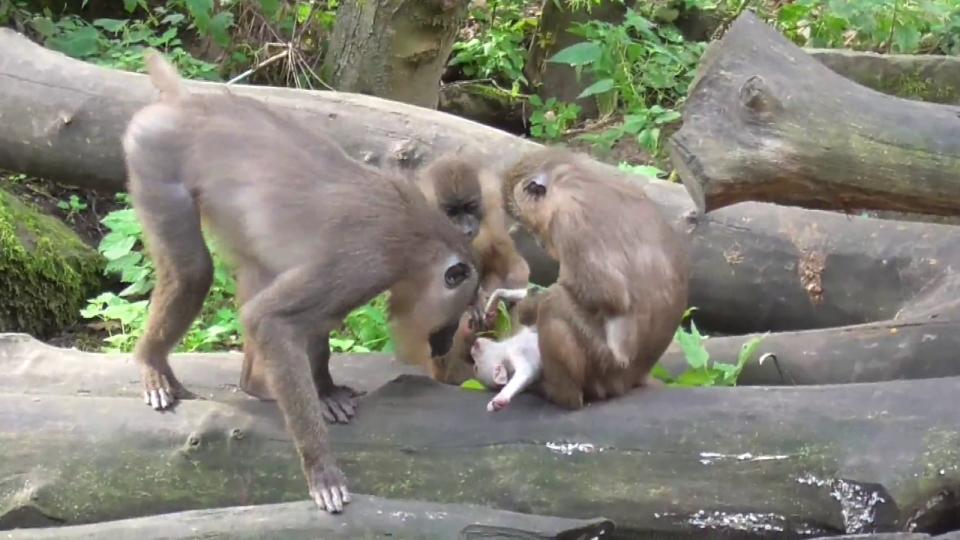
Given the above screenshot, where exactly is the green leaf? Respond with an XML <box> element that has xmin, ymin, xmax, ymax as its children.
<box><xmin>548</xmin><ymin>41</ymin><xmax>602</xmax><ymax>66</ymax></box>
<box><xmin>892</xmin><ymin>25</ymin><xmax>921</xmax><ymax>53</ymax></box>
<box><xmin>637</xmin><ymin>127</ymin><xmax>660</xmax><ymax>153</ymax></box>
<box><xmin>259</xmin><ymin>0</ymin><xmax>281</xmax><ymax>19</ymax></box>
<box><xmin>101</xmin><ymin>235</ymin><xmax>137</xmax><ymax>260</ymax></box>
<box><xmin>185</xmin><ymin>0</ymin><xmax>214</xmax><ymax>31</ymax></box>
<box><xmin>46</xmin><ymin>25</ymin><xmax>100</xmax><ymax>58</ymax></box>
<box><xmin>29</xmin><ymin>17</ymin><xmax>58</xmax><ymax>38</ymax></box>
<box><xmin>650</xmin><ymin>363</ymin><xmax>673</xmax><ymax>383</ymax></box>
<box><xmin>123</xmin><ymin>0</ymin><xmax>139</xmax><ymax>12</ymax></box>
<box><xmin>577</xmin><ymin>78</ymin><xmax>615</xmax><ymax>99</ymax></box>
<box><xmin>674</xmin><ymin>320</ymin><xmax>709</xmax><ymax>370</ymax></box>
<box><xmin>93</xmin><ymin>18</ymin><xmax>127</xmax><ymax>32</ymax></box>
<box><xmin>208</xmin><ymin>11</ymin><xmax>234</xmax><ymax>48</ymax></box>
<box><xmin>654</xmin><ymin>109</ymin><xmax>682</xmax><ymax>124</ymax></box>
<box><xmin>461</xmin><ymin>379</ymin><xmax>487</xmax><ymax>391</ymax></box>
<box><xmin>672</xmin><ymin>369</ymin><xmax>719</xmax><ymax>388</ymax></box>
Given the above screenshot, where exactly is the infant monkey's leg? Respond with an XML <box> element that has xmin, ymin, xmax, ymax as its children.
<box><xmin>129</xmin><ymin>176</ymin><xmax>212</xmax><ymax>410</ymax></box>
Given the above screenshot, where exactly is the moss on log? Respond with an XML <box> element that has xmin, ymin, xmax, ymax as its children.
<box><xmin>0</xmin><ymin>189</ymin><xmax>102</xmax><ymax>337</ymax></box>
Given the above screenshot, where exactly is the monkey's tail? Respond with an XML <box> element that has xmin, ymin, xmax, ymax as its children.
<box><xmin>144</xmin><ymin>49</ymin><xmax>184</xmax><ymax>103</ymax></box>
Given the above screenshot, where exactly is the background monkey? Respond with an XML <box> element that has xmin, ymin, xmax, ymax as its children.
<box><xmin>500</xmin><ymin>147</ymin><xmax>690</xmax><ymax>409</ymax></box>
<box><xmin>402</xmin><ymin>154</ymin><xmax>532</xmax><ymax>383</ymax></box>
<box><xmin>123</xmin><ymin>51</ymin><xmax>478</xmax><ymax>513</ymax></box>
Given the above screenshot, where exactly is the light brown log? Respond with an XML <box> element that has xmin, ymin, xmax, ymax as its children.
<box><xmin>669</xmin><ymin>12</ymin><xmax>960</xmax><ymax>217</ymax></box>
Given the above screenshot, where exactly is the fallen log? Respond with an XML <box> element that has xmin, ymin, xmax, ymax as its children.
<box><xmin>810</xmin><ymin>48</ymin><xmax>960</xmax><ymax>105</ymax></box>
<box><xmin>659</xmin><ymin>316</ymin><xmax>960</xmax><ymax>385</ymax></box>
<box><xmin>3</xmin><ymin>497</ymin><xmax>614</xmax><ymax>539</ymax></box>
<box><xmin>1</xmin><ymin>339</ymin><xmax>958</xmax><ymax>536</ymax></box>
<box><xmin>4</xmin><ymin>28</ymin><xmax>960</xmax><ymax>336</ymax></box>
<box><xmin>669</xmin><ymin>12</ymin><xmax>960</xmax><ymax>217</ymax></box>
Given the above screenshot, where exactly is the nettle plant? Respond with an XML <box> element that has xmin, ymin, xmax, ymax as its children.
<box><xmin>81</xmin><ymin>195</ymin><xmax>393</xmax><ymax>354</ymax></box>
<box><xmin>449</xmin><ymin>0</ymin><xmax>538</xmax><ymax>94</ymax></box>
<box><xmin>547</xmin><ymin>7</ymin><xmax>703</xmax><ymax>154</ymax></box>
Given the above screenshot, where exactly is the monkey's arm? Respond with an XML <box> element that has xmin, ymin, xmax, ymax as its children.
<box><xmin>487</xmin><ymin>352</ymin><xmax>541</xmax><ymax>412</ymax></box>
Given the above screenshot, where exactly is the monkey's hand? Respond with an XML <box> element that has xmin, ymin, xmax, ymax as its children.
<box><xmin>317</xmin><ymin>385</ymin><xmax>364</xmax><ymax>424</ymax></box>
<box><xmin>487</xmin><ymin>395</ymin><xmax>510</xmax><ymax>412</ymax></box>
<box><xmin>140</xmin><ymin>362</ymin><xmax>194</xmax><ymax>410</ymax></box>
<box><xmin>304</xmin><ymin>454</ymin><xmax>350</xmax><ymax>513</ymax></box>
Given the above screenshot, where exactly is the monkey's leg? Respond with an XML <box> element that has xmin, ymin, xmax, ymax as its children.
<box><xmin>308</xmin><ymin>334</ymin><xmax>364</xmax><ymax>424</ymax></box>
<box><xmin>537</xmin><ymin>317</ymin><xmax>586</xmax><ymax>410</ymax></box>
<box><xmin>237</xmin><ymin>265</ymin><xmax>275</xmax><ymax>401</ymax></box>
<box><xmin>240</xmin><ymin>264</ymin><xmax>369</xmax><ymax>514</ymax></box>
<box><xmin>128</xmin><ymin>177</ymin><xmax>213</xmax><ymax>410</ymax></box>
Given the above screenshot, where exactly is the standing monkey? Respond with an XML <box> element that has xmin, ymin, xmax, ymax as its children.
<box><xmin>406</xmin><ymin>154</ymin><xmax>531</xmax><ymax>383</ymax></box>
<box><xmin>500</xmin><ymin>148</ymin><xmax>690</xmax><ymax>408</ymax></box>
<box><xmin>123</xmin><ymin>51</ymin><xmax>478</xmax><ymax>513</ymax></box>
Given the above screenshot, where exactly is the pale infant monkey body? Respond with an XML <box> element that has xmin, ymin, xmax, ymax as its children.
<box><xmin>470</xmin><ymin>325</ymin><xmax>542</xmax><ymax>412</ymax></box>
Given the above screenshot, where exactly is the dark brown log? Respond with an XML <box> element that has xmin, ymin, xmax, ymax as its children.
<box><xmin>1</xmin><ymin>335</ymin><xmax>959</xmax><ymax>537</ymax></box>
<box><xmin>4</xmin><ymin>28</ymin><xmax>960</xmax><ymax>336</ymax></box>
<box><xmin>322</xmin><ymin>0</ymin><xmax>470</xmax><ymax>109</ymax></box>
<box><xmin>3</xmin><ymin>497</ymin><xmax>614</xmax><ymax>539</ymax></box>
<box><xmin>669</xmin><ymin>12</ymin><xmax>960</xmax><ymax>217</ymax></box>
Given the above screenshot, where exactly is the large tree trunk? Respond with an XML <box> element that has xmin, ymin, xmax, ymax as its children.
<box><xmin>1</xmin><ymin>335</ymin><xmax>958</xmax><ymax>537</ymax></box>
<box><xmin>4</xmin><ymin>497</ymin><xmax>614</xmax><ymax>539</ymax></box>
<box><xmin>669</xmin><ymin>12</ymin><xmax>960</xmax><ymax>217</ymax></box>
<box><xmin>4</xmin><ymin>28</ymin><xmax>960</xmax><ymax>336</ymax></box>
<box><xmin>322</xmin><ymin>0</ymin><xmax>470</xmax><ymax>109</ymax></box>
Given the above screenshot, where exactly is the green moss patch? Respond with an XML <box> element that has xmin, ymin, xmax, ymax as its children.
<box><xmin>0</xmin><ymin>188</ymin><xmax>104</xmax><ymax>338</ymax></box>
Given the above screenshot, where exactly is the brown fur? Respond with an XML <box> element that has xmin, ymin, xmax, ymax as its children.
<box><xmin>500</xmin><ymin>147</ymin><xmax>689</xmax><ymax>408</ymax></box>
<box><xmin>407</xmin><ymin>154</ymin><xmax>531</xmax><ymax>384</ymax></box>
<box><xmin>123</xmin><ymin>50</ymin><xmax>479</xmax><ymax>513</ymax></box>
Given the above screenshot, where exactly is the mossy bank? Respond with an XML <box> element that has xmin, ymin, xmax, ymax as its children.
<box><xmin>0</xmin><ymin>188</ymin><xmax>104</xmax><ymax>337</ymax></box>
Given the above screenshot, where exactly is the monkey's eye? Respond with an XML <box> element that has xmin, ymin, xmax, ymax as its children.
<box><xmin>444</xmin><ymin>262</ymin><xmax>471</xmax><ymax>289</ymax></box>
<box><xmin>463</xmin><ymin>202</ymin><xmax>479</xmax><ymax>214</ymax></box>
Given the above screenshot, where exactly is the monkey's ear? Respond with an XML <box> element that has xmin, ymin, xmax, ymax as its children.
<box><xmin>444</xmin><ymin>262</ymin><xmax>472</xmax><ymax>289</ymax></box>
<box><xmin>522</xmin><ymin>172</ymin><xmax>549</xmax><ymax>198</ymax></box>
<box><xmin>493</xmin><ymin>364</ymin><xmax>509</xmax><ymax>385</ymax></box>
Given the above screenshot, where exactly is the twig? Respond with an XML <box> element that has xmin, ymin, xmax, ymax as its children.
<box><xmin>226</xmin><ymin>49</ymin><xmax>290</xmax><ymax>85</ymax></box>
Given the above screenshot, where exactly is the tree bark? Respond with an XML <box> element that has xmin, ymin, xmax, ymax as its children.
<box><xmin>322</xmin><ymin>0</ymin><xmax>470</xmax><ymax>109</ymax></box>
<box><xmin>1</xmin><ymin>336</ymin><xmax>958</xmax><ymax>537</ymax></box>
<box><xmin>5</xmin><ymin>28</ymin><xmax>960</xmax><ymax>335</ymax></box>
<box><xmin>669</xmin><ymin>11</ymin><xmax>960</xmax><ymax>217</ymax></box>
<box><xmin>3</xmin><ymin>497</ymin><xmax>614</xmax><ymax>539</ymax></box>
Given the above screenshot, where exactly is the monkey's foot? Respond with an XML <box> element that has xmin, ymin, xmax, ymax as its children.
<box><xmin>306</xmin><ymin>459</ymin><xmax>351</xmax><ymax>513</ymax></box>
<box><xmin>317</xmin><ymin>385</ymin><xmax>364</xmax><ymax>424</ymax></box>
<box><xmin>140</xmin><ymin>364</ymin><xmax>193</xmax><ymax>410</ymax></box>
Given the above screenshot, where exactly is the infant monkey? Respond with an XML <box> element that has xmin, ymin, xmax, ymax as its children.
<box><xmin>471</xmin><ymin>326</ymin><xmax>541</xmax><ymax>412</ymax></box>
<box><xmin>469</xmin><ymin>289</ymin><xmax>541</xmax><ymax>412</ymax></box>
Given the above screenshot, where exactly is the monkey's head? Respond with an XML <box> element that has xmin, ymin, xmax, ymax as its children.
<box><xmin>389</xmin><ymin>206</ymin><xmax>480</xmax><ymax>358</ymax></box>
<box><xmin>470</xmin><ymin>337</ymin><xmax>509</xmax><ymax>389</ymax></box>
<box><xmin>501</xmin><ymin>149</ymin><xmax>580</xmax><ymax>258</ymax></box>
<box><xmin>418</xmin><ymin>156</ymin><xmax>485</xmax><ymax>240</ymax></box>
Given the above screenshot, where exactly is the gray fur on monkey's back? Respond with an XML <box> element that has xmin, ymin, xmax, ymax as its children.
<box><xmin>124</xmin><ymin>72</ymin><xmax>468</xmax><ymax>291</ymax></box>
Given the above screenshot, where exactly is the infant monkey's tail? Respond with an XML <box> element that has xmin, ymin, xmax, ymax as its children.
<box><xmin>144</xmin><ymin>49</ymin><xmax>184</xmax><ymax>103</ymax></box>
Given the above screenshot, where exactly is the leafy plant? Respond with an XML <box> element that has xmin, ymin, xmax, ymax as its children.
<box><xmin>528</xmin><ymin>95</ymin><xmax>581</xmax><ymax>140</ymax></box>
<box><xmin>449</xmin><ymin>0</ymin><xmax>538</xmax><ymax>93</ymax></box>
<box><xmin>57</xmin><ymin>194</ymin><xmax>88</xmax><ymax>222</ymax></box>
<box><xmin>776</xmin><ymin>0</ymin><xmax>960</xmax><ymax>55</ymax></box>
<box><xmin>548</xmin><ymin>7</ymin><xmax>704</xmax><ymax>153</ymax></box>
<box><xmin>657</xmin><ymin>308</ymin><xmax>768</xmax><ymax>387</ymax></box>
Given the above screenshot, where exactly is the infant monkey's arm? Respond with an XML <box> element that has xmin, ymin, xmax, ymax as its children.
<box><xmin>487</xmin><ymin>351</ymin><xmax>541</xmax><ymax>412</ymax></box>
<box><xmin>483</xmin><ymin>287</ymin><xmax>529</xmax><ymax>316</ymax></box>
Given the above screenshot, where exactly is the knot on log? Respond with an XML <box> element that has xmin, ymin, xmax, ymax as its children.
<box><xmin>739</xmin><ymin>75</ymin><xmax>782</xmax><ymax>120</ymax></box>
